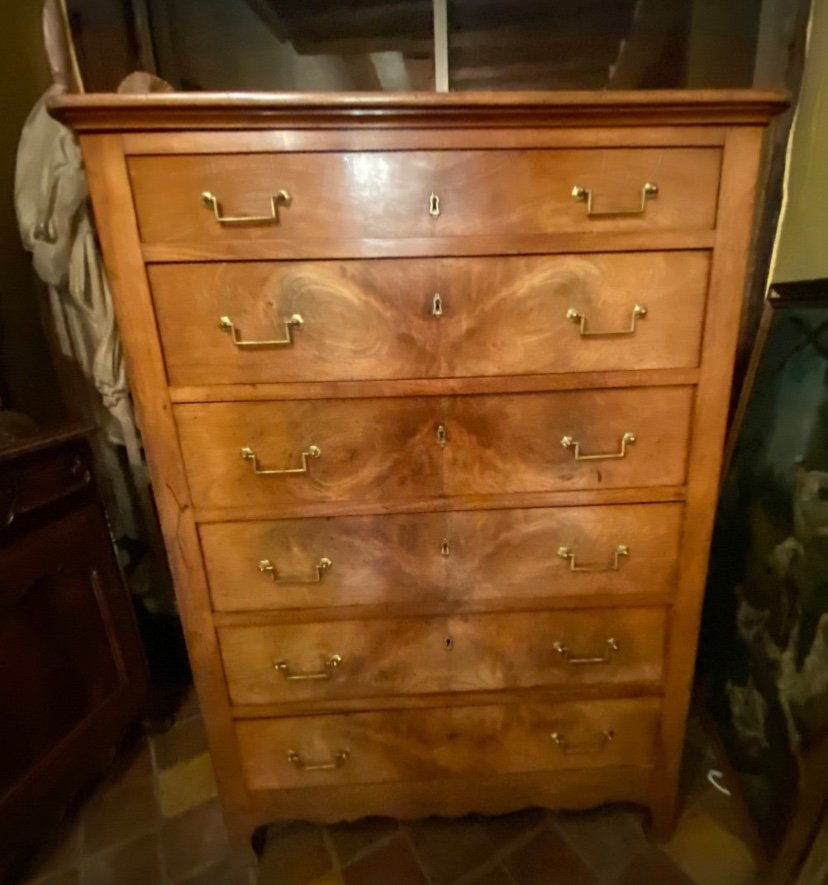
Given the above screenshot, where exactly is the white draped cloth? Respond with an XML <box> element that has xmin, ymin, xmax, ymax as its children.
<box><xmin>14</xmin><ymin>84</ymin><xmax>173</xmax><ymax>612</ymax></box>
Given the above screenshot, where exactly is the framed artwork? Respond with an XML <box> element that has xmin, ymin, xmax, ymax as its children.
<box><xmin>703</xmin><ymin>278</ymin><xmax>828</xmax><ymax>877</ymax></box>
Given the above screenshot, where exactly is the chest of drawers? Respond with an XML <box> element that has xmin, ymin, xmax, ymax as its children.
<box><xmin>51</xmin><ymin>90</ymin><xmax>785</xmax><ymax>842</ymax></box>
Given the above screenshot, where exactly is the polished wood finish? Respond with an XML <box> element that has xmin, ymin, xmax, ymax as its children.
<box><xmin>57</xmin><ymin>91</ymin><xmax>783</xmax><ymax>844</ymax></box>
<box><xmin>219</xmin><ymin>607</ymin><xmax>666</xmax><ymax>705</ymax></box>
<box><xmin>237</xmin><ymin>697</ymin><xmax>661</xmax><ymax>791</ymax></box>
<box><xmin>0</xmin><ymin>431</ymin><xmax>147</xmax><ymax>877</ymax></box>
<box><xmin>201</xmin><ymin>503</ymin><xmax>683</xmax><ymax>613</ymax></box>
<box><xmin>129</xmin><ymin>148</ymin><xmax>721</xmax><ymax>246</ymax></box>
<box><xmin>152</xmin><ymin>252</ymin><xmax>709</xmax><ymax>386</ymax></box>
<box><xmin>175</xmin><ymin>386</ymin><xmax>693</xmax><ymax>510</ymax></box>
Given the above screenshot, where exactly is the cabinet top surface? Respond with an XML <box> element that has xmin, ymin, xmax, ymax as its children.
<box><xmin>49</xmin><ymin>89</ymin><xmax>788</xmax><ymax>132</ymax></box>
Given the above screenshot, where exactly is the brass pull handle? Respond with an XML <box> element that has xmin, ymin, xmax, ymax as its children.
<box><xmin>241</xmin><ymin>445</ymin><xmax>320</xmax><ymax>476</ymax></box>
<box><xmin>201</xmin><ymin>189</ymin><xmax>292</xmax><ymax>225</ymax></box>
<box><xmin>556</xmin><ymin>545</ymin><xmax>629</xmax><ymax>572</ymax></box>
<box><xmin>219</xmin><ymin>314</ymin><xmax>303</xmax><ymax>348</ymax></box>
<box><xmin>553</xmin><ymin>637</ymin><xmax>619</xmax><ymax>665</ymax></box>
<box><xmin>571</xmin><ymin>182</ymin><xmax>658</xmax><ymax>217</ymax></box>
<box><xmin>429</xmin><ymin>192</ymin><xmax>441</xmax><ymax>217</ymax></box>
<box><xmin>274</xmin><ymin>654</ymin><xmax>342</xmax><ymax>681</ymax></box>
<box><xmin>258</xmin><ymin>557</ymin><xmax>332</xmax><ymax>584</ymax></box>
<box><xmin>561</xmin><ymin>432</ymin><xmax>635</xmax><ymax>461</ymax></box>
<box><xmin>550</xmin><ymin>729</ymin><xmax>615</xmax><ymax>755</ymax></box>
<box><xmin>432</xmin><ymin>293</ymin><xmax>443</xmax><ymax>317</ymax></box>
<box><xmin>566</xmin><ymin>305</ymin><xmax>647</xmax><ymax>337</ymax></box>
<box><xmin>288</xmin><ymin>748</ymin><xmax>350</xmax><ymax>772</ymax></box>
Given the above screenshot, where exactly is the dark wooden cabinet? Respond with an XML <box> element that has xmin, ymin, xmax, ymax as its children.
<box><xmin>0</xmin><ymin>429</ymin><xmax>148</xmax><ymax>878</ymax></box>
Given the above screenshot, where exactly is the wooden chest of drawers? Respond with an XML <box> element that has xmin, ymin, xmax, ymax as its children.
<box><xmin>51</xmin><ymin>90</ymin><xmax>785</xmax><ymax>841</ymax></box>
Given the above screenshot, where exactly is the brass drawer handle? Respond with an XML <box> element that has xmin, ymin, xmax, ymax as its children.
<box><xmin>241</xmin><ymin>445</ymin><xmax>320</xmax><ymax>476</ymax></box>
<box><xmin>288</xmin><ymin>748</ymin><xmax>350</xmax><ymax>772</ymax></box>
<box><xmin>571</xmin><ymin>182</ymin><xmax>658</xmax><ymax>217</ymax></box>
<box><xmin>553</xmin><ymin>637</ymin><xmax>619</xmax><ymax>665</ymax></box>
<box><xmin>566</xmin><ymin>305</ymin><xmax>647</xmax><ymax>337</ymax></box>
<box><xmin>550</xmin><ymin>729</ymin><xmax>615</xmax><ymax>755</ymax></box>
<box><xmin>274</xmin><ymin>654</ymin><xmax>342</xmax><ymax>681</ymax></box>
<box><xmin>219</xmin><ymin>314</ymin><xmax>303</xmax><ymax>348</ymax></box>
<box><xmin>556</xmin><ymin>545</ymin><xmax>629</xmax><ymax>572</ymax></box>
<box><xmin>258</xmin><ymin>556</ymin><xmax>332</xmax><ymax>584</ymax></box>
<box><xmin>561</xmin><ymin>432</ymin><xmax>635</xmax><ymax>461</ymax></box>
<box><xmin>201</xmin><ymin>189</ymin><xmax>292</xmax><ymax>225</ymax></box>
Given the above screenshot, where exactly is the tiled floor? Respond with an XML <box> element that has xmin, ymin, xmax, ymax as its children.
<box><xmin>19</xmin><ymin>690</ymin><xmax>761</xmax><ymax>885</ymax></box>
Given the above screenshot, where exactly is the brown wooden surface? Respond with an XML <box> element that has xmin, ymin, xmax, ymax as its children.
<box><xmin>202</xmin><ymin>502</ymin><xmax>683</xmax><ymax>613</ymax></box>
<box><xmin>65</xmin><ymin>93</ymin><xmax>781</xmax><ymax>842</ymax></box>
<box><xmin>218</xmin><ymin>607</ymin><xmax>666</xmax><ymax>705</ymax></box>
<box><xmin>0</xmin><ymin>434</ymin><xmax>147</xmax><ymax>877</ymax></box>
<box><xmin>129</xmin><ymin>148</ymin><xmax>721</xmax><ymax>246</ymax></box>
<box><xmin>152</xmin><ymin>252</ymin><xmax>709</xmax><ymax>387</ymax></box>
<box><xmin>49</xmin><ymin>89</ymin><xmax>788</xmax><ymax>132</ymax></box>
<box><xmin>237</xmin><ymin>696</ymin><xmax>661</xmax><ymax>791</ymax></box>
<box><xmin>175</xmin><ymin>386</ymin><xmax>693</xmax><ymax>511</ymax></box>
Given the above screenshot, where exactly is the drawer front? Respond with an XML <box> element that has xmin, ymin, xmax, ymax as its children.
<box><xmin>175</xmin><ymin>387</ymin><xmax>693</xmax><ymax>509</ymax></box>
<box><xmin>0</xmin><ymin>442</ymin><xmax>91</xmax><ymax>528</ymax></box>
<box><xmin>129</xmin><ymin>148</ymin><xmax>721</xmax><ymax>245</ymax></box>
<box><xmin>202</xmin><ymin>503</ymin><xmax>682</xmax><ymax>612</ymax></box>
<box><xmin>236</xmin><ymin>697</ymin><xmax>661</xmax><ymax>790</ymax></box>
<box><xmin>219</xmin><ymin>607</ymin><xmax>666</xmax><ymax>705</ymax></box>
<box><xmin>152</xmin><ymin>252</ymin><xmax>709</xmax><ymax>386</ymax></box>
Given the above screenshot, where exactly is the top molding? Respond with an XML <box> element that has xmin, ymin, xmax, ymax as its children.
<box><xmin>49</xmin><ymin>90</ymin><xmax>789</xmax><ymax>132</ymax></box>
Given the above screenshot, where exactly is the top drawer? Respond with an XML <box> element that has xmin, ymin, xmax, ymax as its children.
<box><xmin>128</xmin><ymin>148</ymin><xmax>722</xmax><ymax>247</ymax></box>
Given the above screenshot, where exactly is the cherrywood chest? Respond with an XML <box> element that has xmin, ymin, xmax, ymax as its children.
<box><xmin>51</xmin><ymin>90</ymin><xmax>785</xmax><ymax>841</ymax></box>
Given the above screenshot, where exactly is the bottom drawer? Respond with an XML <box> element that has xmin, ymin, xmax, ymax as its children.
<box><xmin>236</xmin><ymin>696</ymin><xmax>660</xmax><ymax>791</ymax></box>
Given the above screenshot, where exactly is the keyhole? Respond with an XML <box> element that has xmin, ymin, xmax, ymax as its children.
<box><xmin>432</xmin><ymin>293</ymin><xmax>443</xmax><ymax>317</ymax></box>
<box><xmin>436</xmin><ymin>424</ymin><xmax>448</xmax><ymax>447</ymax></box>
<box><xmin>441</xmin><ymin>539</ymin><xmax>450</xmax><ymax>557</ymax></box>
<box><xmin>429</xmin><ymin>192</ymin><xmax>441</xmax><ymax>218</ymax></box>
<box><xmin>444</xmin><ymin>637</ymin><xmax>454</xmax><ymax>651</ymax></box>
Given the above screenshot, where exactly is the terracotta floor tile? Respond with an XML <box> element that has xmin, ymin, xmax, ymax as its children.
<box><xmin>616</xmin><ymin>847</ymin><xmax>693</xmax><ymax>885</ymax></box>
<box><xmin>466</xmin><ymin>865</ymin><xmax>516</xmax><ymax>884</ymax></box>
<box><xmin>81</xmin><ymin>773</ymin><xmax>159</xmax><ymax>854</ymax></box>
<box><xmin>158</xmin><ymin>752</ymin><xmax>218</xmax><ymax>818</ymax></box>
<box><xmin>81</xmin><ymin>833</ymin><xmax>163</xmax><ymax>885</ymax></box>
<box><xmin>27</xmin><ymin>870</ymin><xmax>81</xmax><ymax>885</ymax></box>
<box><xmin>553</xmin><ymin>806</ymin><xmax>647</xmax><ymax>881</ymax></box>
<box><xmin>502</xmin><ymin>824</ymin><xmax>595</xmax><ymax>885</ymax></box>
<box><xmin>99</xmin><ymin>736</ymin><xmax>154</xmax><ymax>793</ymax></box>
<box><xmin>405</xmin><ymin>815</ymin><xmax>510</xmax><ymax>885</ymax></box>
<box><xmin>326</xmin><ymin>817</ymin><xmax>399</xmax><ymax>866</ymax></box>
<box><xmin>342</xmin><ymin>834</ymin><xmax>427</xmax><ymax>885</ymax></box>
<box><xmin>153</xmin><ymin>716</ymin><xmax>210</xmax><ymax>771</ymax></box>
<box><xmin>662</xmin><ymin>810</ymin><xmax>756</xmax><ymax>885</ymax></box>
<box><xmin>259</xmin><ymin>822</ymin><xmax>332</xmax><ymax>885</ymax></box>
<box><xmin>24</xmin><ymin>814</ymin><xmax>83</xmax><ymax>880</ymax></box>
<box><xmin>179</xmin><ymin>849</ymin><xmax>257</xmax><ymax>884</ymax></box>
<box><xmin>161</xmin><ymin>798</ymin><xmax>229</xmax><ymax>882</ymax></box>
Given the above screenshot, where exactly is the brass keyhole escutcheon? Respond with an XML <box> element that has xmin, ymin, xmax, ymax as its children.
<box><xmin>441</xmin><ymin>539</ymin><xmax>450</xmax><ymax>557</ymax></box>
<box><xmin>444</xmin><ymin>637</ymin><xmax>454</xmax><ymax>651</ymax></box>
<box><xmin>436</xmin><ymin>424</ymin><xmax>448</xmax><ymax>447</ymax></box>
<box><xmin>429</xmin><ymin>192</ymin><xmax>441</xmax><ymax>217</ymax></box>
<box><xmin>432</xmin><ymin>293</ymin><xmax>443</xmax><ymax>317</ymax></box>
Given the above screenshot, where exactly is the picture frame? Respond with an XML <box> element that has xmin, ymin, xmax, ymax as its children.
<box><xmin>702</xmin><ymin>278</ymin><xmax>828</xmax><ymax>882</ymax></box>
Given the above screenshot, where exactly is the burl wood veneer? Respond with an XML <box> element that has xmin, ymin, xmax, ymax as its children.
<box><xmin>50</xmin><ymin>90</ymin><xmax>786</xmax><ymax>843</ymax></box>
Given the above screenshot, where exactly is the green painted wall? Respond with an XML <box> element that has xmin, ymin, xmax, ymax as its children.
<box><xmin>0</xmin><ymin>3</ymin><xmax>61</xmax><ymax>421</ymax></box>
<box><xmin>772</xmin><ymin>0</ymin><xmax>828</xmax><ymax>284</ymax></box>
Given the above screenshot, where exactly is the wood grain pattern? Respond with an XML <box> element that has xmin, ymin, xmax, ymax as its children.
<box><xmin>236</xmin><ymin>697</ymin><xmax>661</xmax><ymax>791</ymax></box>
<box><xmin>61</xmin><ymin>93</ymin><xmax>782</xmax><ymax>842</ymax></box>
<box><xmin>202</xmin><ymin>503</ymin><xmax>683</xmax><ymax>613</ymax></box>
<box><xmin>218</xmin><ymin>607</ymin><xmax>667</xmax><ymax>705</ymax></box>
<box><xmin>128</xmin><ymin>149</ymin><xmax>722</xmax><ymax>245</ymax></box>
<box><xmin>151</xmin><ymin>252</ymin><xmax>709</xmax><ymax>386</ymax></box>
<box><xmin>175</xmin><ymin>387</ymin><xmax>693</xmax><ymax>510</ymax></box>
